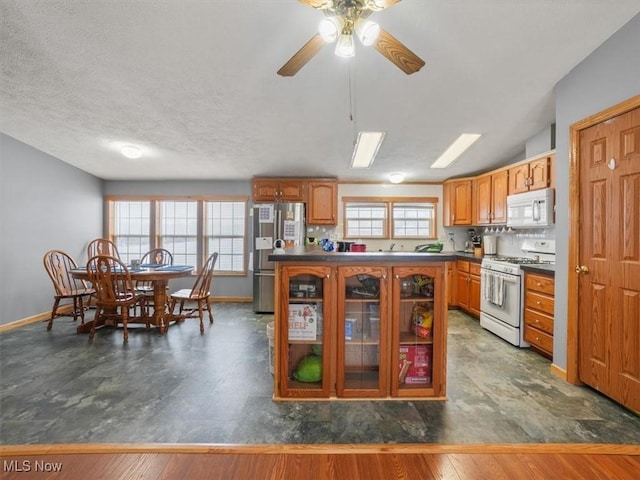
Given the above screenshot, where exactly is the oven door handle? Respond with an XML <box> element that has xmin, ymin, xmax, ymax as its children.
<box><xmin>481</xmin><ymin>269</ymin><xmax>520</xmax><ymax>284</ymax></box>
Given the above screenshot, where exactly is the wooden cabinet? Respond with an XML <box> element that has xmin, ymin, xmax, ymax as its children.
<box><xmin>252</xmin><ymin>178</ymin><xmax>306</xmax><ymax>203</ymax></box>
<box><xmin>443</xmin><ymin>179</ymin><xmax>473</xmax><ymax>226</ymax></box>
<box><xmin>508</xmin><ymin>154</ymin><xmax>555</xmax><ymax>195</ymax></box>
<box><xmin>337</xmin><ymin>266</ymin><xmax>389</xmax><ymax>398</ymax></box>
<box><xmin>523</xmin><ymin>271</ymin><xmax>555</xmax><ymax>358</ymax></box>
<box><xmin>446</xmin><ymin>262</ymin><xmax>454</xmax><ymax>309</ymax></box>
<box><xmin>476</xmin><ymin>170</ymin><xmax>508</xmax><ymax>224</ymax></box>
<box><xmin>273</xmin><ymin>259</ymin><xmax>447</xmax><ymax>400</ymax></box>
<box><xmin>307</xmin><ymin>180</ymin><xmax>337</xmax><ymax>225</ymax></box>
<box><xmin>276</xmin><ymin>265</ymin><xmax>333</xmax><ymax>398</ymax></box>
<box><xmin>455</xmin><ymin>259</ymin><xmax>481</xmax><ymax>317</ymax></box>
<box><xmin>391</xmin><ymin>266</ymin><xmax>446</xmax><ymax>398</ymax></box>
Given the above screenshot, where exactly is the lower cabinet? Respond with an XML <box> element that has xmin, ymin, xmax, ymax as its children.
<box><xmin>274</xmin><ymin>262</ymin><xmax>447</xmax><ymax>400</ymax></box>
<box><xmin>455</xmin><ymin>259</ymin><xmax>481</xmax><ymax>317</ymax></box>
<box><xmin>523</xmin><ymin>271</ymin><xmax>555</xmax><ymax>358</ymax></box>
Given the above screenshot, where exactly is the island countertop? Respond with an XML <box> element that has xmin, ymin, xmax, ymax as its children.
<box><xmin>268</xmin><ymin>247</ymin><xmax>456</xmax><ymax>263</ymax></box>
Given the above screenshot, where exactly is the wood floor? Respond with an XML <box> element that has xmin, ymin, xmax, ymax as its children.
<box><xmin>1</xmin><ymin>444</ymin><xmax>639</xmax><ymax>479</ymax></box>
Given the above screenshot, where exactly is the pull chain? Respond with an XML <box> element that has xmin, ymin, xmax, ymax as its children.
<box><xmin>348</xmin><ymin>60</ymin><xmax>357</xmax><ymax>144</ymax></box>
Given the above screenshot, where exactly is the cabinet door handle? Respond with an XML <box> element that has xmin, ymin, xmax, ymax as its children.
<box><xmin>537</xmin><ymin>282</ymin><xmax>542</xmax><ymax>287</ymax></box>
<box><xmin>395</xmin><ymin>274</ymin><xmax>400</xmax><ymax>279</ymax></box>
<box><xmin>536</xmin><ymin>301</ymin><xmax>542</xmax><ymax>305</ymax></box>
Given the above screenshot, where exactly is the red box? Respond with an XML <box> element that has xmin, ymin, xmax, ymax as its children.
<box><xmin>398</xmin><ymin>345</ymin><xmax>432</xmax><ymax>385</ymax></box>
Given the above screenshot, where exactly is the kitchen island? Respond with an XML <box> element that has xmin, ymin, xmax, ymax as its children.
<box><xmin>268</xmin><ymin>249</ymin><xmax>455</xmax><ymax>400</ymax></box>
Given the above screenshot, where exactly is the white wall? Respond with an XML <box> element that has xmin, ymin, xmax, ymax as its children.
<box><xmin>553</xmin><ymin>13</ymin><xmax>640</xmax><ymax>369</ymax></box>
<box><xmin>0</xmin><ymin>133</ymin><xmax>103</xmax><ymax>325</ymax></box>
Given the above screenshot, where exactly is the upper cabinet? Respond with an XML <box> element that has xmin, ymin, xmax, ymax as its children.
<box><xmin>443</xmin><ymin>178</ymin><xmax>473</xmax><ymax>226</ymax></box>
<box><xmin>307</xmin><ymin>180</ymin><xmax>338</xmax><ymax>225</ymax></box>
<box><xmin>476</xmin><ymin>169</ymin><xmax>508</xmax><ymax>225</ymax></box>
<box><xmin>252</xmin><ymin>177</ymin><xmax>338</xmax><ymax>225</ymax></box>
<box><xmin>508</xmin><ymin>153</ymin><xmax>555</xmax><ymax>194</ymax></box>
<box><xmin>252</xmin><ymin>178</ymin><xmax>306</xmax><ymax>203</ymax></box>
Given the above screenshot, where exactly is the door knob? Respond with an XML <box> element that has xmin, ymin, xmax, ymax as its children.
<box><xmin>575</xmin><ymin>265</ymin><xmax>590</xmax><ymax>274</ymax></box>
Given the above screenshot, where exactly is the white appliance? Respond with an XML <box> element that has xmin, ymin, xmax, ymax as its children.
<box><xmin>479</xmin><ymin>239</ymin><xmax>555</xmax><ymax>347</ymax></box>
<box><xmin>507</xmin><ymin>188</ymin><xmax>555</xmax><ymax>228</ymax></box>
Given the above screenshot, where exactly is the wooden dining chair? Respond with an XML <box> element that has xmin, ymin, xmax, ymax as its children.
<box><xmin>86</xmin><ymin>255</ymin><xmax>147</xmax><ymax>342</ymax></box>
<box><xmin>136</xmin><ymin>248</ymin><xmax>174</xmax><ymax>314</ymax></box>
<box><xmin>87</xmin><ymin>238</ymin><xmax>120</xmax><ymax>259</ymax></box>
<box><xmin>168</xmin><ymin>252</ymin><xmax>218</xmax><ymax>334</ymax></box>
<box><xmin>43</xmin><ymin>250</ymin><xmax>95</xmax><ymax>331</ymax></box>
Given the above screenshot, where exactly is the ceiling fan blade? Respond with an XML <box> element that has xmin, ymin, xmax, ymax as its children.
<box><xmin>373</xmin><ymin>28</ymin><xmax>425</xmax><ymax>75</ymax></box>
<box><xmin>277</xmin><ymin>34</ymin><xmax>327</xmax><ymax>77</ymax></box>
<box><xmin>297</xmin><ymin>0</ymin><xmax>333</xmax><ymax>9</ymax></box>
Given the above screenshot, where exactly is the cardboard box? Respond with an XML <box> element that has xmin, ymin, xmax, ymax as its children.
<box><xmin>398</xmin><ymin>345</ymin><xmax>432</xmax><ymax>384</ymax></box>
<box><xmin>288</xmin><ymin>304</ymin><xmax>318</xmax><ymax>340</ymax></box>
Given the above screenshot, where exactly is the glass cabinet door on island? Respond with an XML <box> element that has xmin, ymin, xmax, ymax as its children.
<box><xmin>278</xmin><ymin>266</ymin><xmax>332</xmax><ymax>398</ymax></box>
<box><xmin>337</xmin><ymin>266</ymin><xmax>389</xmax><ymax>398</ymax></box>
<box><xmin>391</xmin><ymin>266</ymin><xmax>444</xmax><ymax>397</ymax></box>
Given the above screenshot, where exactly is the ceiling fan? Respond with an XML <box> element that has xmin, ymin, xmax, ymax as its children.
<box><xmin>277</xmin><ymin>0</ymin><xmax>425</xmax><ymax>76</ymax></box>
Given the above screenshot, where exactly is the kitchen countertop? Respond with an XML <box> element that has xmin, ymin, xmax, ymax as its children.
<box><xmin>519</xmin><ymin>263</ymin><xmax>556</xmax><ymax>275</ymax></box>
<box><xmin>268</xmin><ymin>247</ymin><xmax>456</xmax><ymax>263</ymax></box>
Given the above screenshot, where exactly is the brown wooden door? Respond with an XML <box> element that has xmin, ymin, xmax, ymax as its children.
<box><xmin>452</xmin><ymin>180</ymin><xmax>473</xmax><ymax>225</ymax></box>
<box><xmin>475</xmin><ymin>174</ymin><xmax>492</xmax><ymax>225</ymax></box>
<box><xmin>578</xmin><ymin>105</ymin><xmax>640</xmax><ymax>412</ymax></box>
<box><xmin>529</xmin><ymin>157</ymin><xmax>551</xmax><ymax>191</ymax></box>
<box><xmin>307</xmin><ymin>181</ymin><xmax>337</xmax><ymax>225</ymax></box>
<box><xmin>508</xmin><ymin>164</ymin><xmax>530</xmax><ymax>194</ymax></box>
<box><xmin>491</xmin><ymin>170</ymin><xmax>509</xmax><ymax>223</ymax></box>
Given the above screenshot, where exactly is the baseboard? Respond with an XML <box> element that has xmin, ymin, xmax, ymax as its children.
<box><xmin>0</xmin><ymin>306</ymin><xmax>72</xmax><ymax>333</ymax></box>
<box><xmin>550</xmin><ymin>363</ymin><xmax>568</xmax><ymax>381</ymax></box>
<box><xmin>212</xmin><ymin>296</ymin><xmax>252</xmax><ymax>303</ymax></box>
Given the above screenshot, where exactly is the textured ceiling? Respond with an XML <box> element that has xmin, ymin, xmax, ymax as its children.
<box><xmin>1</xmin><ymin>1</ymin><xmax>639</xmax><ymax>182</ymax></box>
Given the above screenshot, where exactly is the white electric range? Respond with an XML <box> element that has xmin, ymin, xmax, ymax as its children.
<box><xmin>479</xmin><ymin>239</ymin><xmax>556</xmax><ymax>347</ymax></box>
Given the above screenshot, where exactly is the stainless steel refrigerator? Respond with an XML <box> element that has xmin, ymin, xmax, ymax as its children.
<box><xmin>252</xmin><ymin>202</ymin><xmax>305</xmax><ymax>313</ymax></box>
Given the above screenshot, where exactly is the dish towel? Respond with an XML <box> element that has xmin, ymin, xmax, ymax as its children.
<box><xmin>481</xmin><ymin>271</ymin><xmax>506</xmax><ymax>307</ymax></box>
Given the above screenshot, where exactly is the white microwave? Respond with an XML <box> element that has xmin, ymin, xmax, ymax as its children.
<box><xmin>506</xmin><ymin>188</ymin><xmax>555</xmax><ymax>228</ymax></box>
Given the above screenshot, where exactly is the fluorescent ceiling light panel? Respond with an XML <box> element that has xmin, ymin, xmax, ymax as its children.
<box><xmin>430</xmin><ymin>133</ymin><xmax>481</xmax><ymax>168</ymax></box>
<box><xmin>351</xmin><ymin>131</ymin><xmax>385</xmax><ymax>168</ymax></box>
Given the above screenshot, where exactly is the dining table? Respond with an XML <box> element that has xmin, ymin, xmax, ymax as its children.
<box><xmin>70</xmin><ymin>264</ymin><xmax>194</xmax><ymax>334</ymax></box>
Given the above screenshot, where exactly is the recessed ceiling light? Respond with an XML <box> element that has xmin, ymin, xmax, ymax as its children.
<box><xmin>430</xmin><ymin>133</ymin><xmax>481</xmax><ymax>168</ymax></box>
<box><xmin>121</xmin><ymin>145</ymin><xmax>142</xmax><ymax>159</ymax></box>
<box><xmin>351</xmin><ymin>131</ymin><xmax>385</xmax><ymax>168</ymax></box>
<box><xmin>388</xmin><ymin>173</ymin><xmax>405</xmax><ymax>184</ymax></box>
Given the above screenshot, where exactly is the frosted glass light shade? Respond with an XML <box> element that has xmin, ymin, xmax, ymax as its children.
<box><xmin>319</xmin><ymin>17</ymin><xmax>341</xmax><ymax>43</ymax></box>
<box><xmin>355</xmin><ymin>20</ymin><xmax>380</xmax><ymax>46</ymax></box>
<box><xmin>335</xmin><ymin>33</ymin><xmax>355</xmax><ymax>57</ymax></box>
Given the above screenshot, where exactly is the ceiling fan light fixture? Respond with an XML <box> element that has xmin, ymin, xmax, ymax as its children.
<box><xmin>335</xmin><ymin>33</ymin><xmax>355</xmax><ymax>57</ymax></box>
<box><xmin>351</xmin><ymin>131</ymin><xmax>385</xmax><ymax>168</ymax></box>
<box><xmin>319</xmin><ymin>17</ymin><xmax>341</xmax><ymax>43</ymax></box>
<box><xmin>355</xmin><ymin>19</ymin><xmax>380</xmax><ymax>46</ymax></box>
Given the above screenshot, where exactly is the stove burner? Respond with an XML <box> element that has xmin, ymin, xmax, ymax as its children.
<box><xmin>489</xmin><ymin>256</ymin><xmax>554</xmax><ymax>265</ymax></box>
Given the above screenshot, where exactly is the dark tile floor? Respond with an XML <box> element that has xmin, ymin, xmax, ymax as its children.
<box><xmin>1</xmin><ymin>304</ymin><xmax>639</xmax><ymax>445</ymax></box>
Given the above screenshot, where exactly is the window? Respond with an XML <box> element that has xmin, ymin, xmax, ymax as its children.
<box><xmin>107</xmin><ymin>196</ymin><xmax>247</xmax><ymax>274</ymax></box>
<box><xmin>392</xmin><ymin>203</ymin><xmax>435</xmax><ymax>238</ymax></box>
<box><xmin>343</xmin><ymin>197</ymin><xmax>438</xmax><ymax>240</ymax></box>
<box><xmin>159</xmin><ymin>201</ymin><xmax>198</xmax><ymax>267</ymax></box>
<box><xmin>112</xmin><ymin>201</ymin><xmax>151</xmax><ymax>262</ymax></box>
<box><xmin>205</xmin><ymin>201</ymin><xmax>245</xmax><ymax>272</ymax></box>
<box><xmin>345</xmin><ymin>202</ymin><xmax>387</xmax><ymax>238</ymax></box>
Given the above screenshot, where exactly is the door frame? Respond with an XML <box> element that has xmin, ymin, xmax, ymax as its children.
<box><xmin>567</xmin><ymin>94</ymin><xmax>640</xmax><ymax>384</ymax></box>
